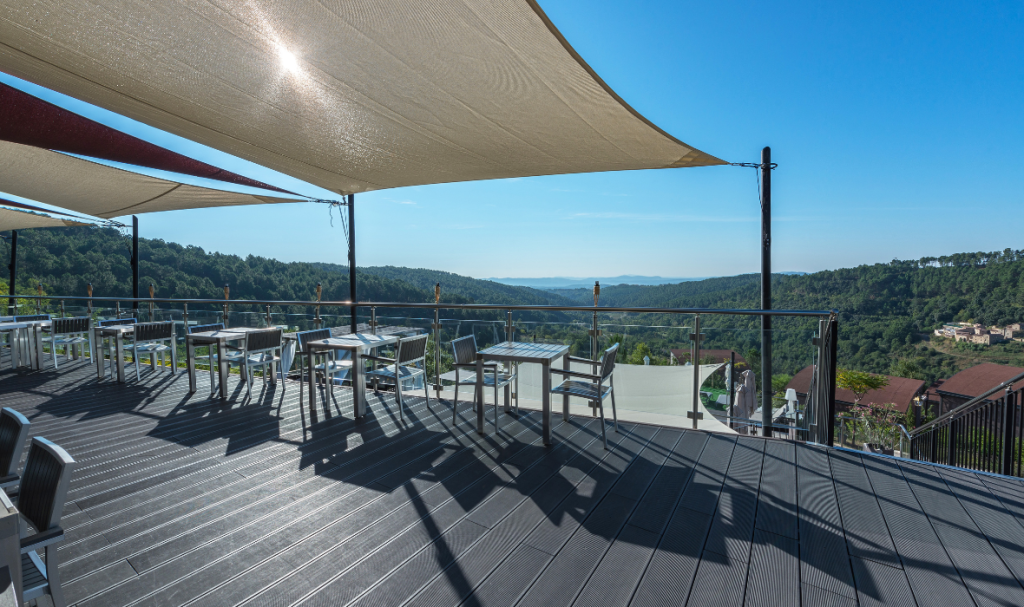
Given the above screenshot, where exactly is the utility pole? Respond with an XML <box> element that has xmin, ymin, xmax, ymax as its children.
<box><xmin>760</xmin><ymin>146</ymin><xmax>773</xmax><ymax>436</ymax></box>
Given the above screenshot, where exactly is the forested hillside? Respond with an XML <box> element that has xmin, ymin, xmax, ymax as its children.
<box><xmin>0</xmin><ymin>227</ymin><xmax>568</xmax><ymax>321</ymax></box>
<box><xmin>2</xmin><ymin>226</ymin><xmax>1022</xmax><ymax>386</ymax></box>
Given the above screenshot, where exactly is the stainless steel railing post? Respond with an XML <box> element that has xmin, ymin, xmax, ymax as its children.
<box><xmin>432</xmin><ymin>284</ymin><xmax>441</xmax><ymax>398</ymax></box>
<box><xmin>689</xmin><ymin>314</ymin><xmax>704</xmax><ymax>430</ymax></box>
<box><xmin>222</xmin><ymin>284</ymin><xmax>230</xmax><ymax>327</ymax></box>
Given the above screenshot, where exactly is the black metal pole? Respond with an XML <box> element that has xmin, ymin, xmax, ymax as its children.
<box><xmin>760</xmin><ymin>146</ymin><xmax>772</xmax><ymax>435</ymax></box>
<box><xmin>7</xmin><ymin>230</ymin><xmax>17</xmax><ymax>315</ymax></box>
<box><xmin>132</xmin><ymin>215</ymin><xmax>140</xmax><ymax>314</ymax></box>
<box><xmin>348</xmin><ymin>194</ymin><xmax>356</xmax><ymax>333</ymax></box>
<box><xmin>826</xmin><ymin>316</ymin><xmax>838</xmax><ymax>447</ymax></box>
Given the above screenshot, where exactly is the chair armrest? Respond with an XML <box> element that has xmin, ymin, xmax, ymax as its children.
<box><xmin>565</xmin><ymin>355</ymin><xmax>598</xmax><ymax>367</ymax></box>
<box><xmin>550</xmin><ymin>368</ymin><xmax>601</xmax><ymax>381</ymax></box>
<box><xmin>20</xmin><ymin>527</ymin><xmax>63</xmax><ymax>553</ymax></box>
<box><xmin>361</xmin><ymin>355</ymin><xmax>396</xmax><ymax>364</ymax></box>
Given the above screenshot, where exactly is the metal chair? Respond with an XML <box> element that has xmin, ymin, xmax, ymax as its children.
<box><xmin>44</xmin><ymin>316</ymin><xmax>91</xmax><ymax>369</ymax></box>
<box><xmin>0</xmin><ymin>408</ymin><xmax>30</xmax><ymax>491</ymax></box>
<box><xmin>187</xmin><ymin>323</ymin><xmax>227</xmax><ymax>394</ymax></box>
<box><xmin>12</xmin><ymin>315</ymin><xmax>50</xmax><ymax>366</ymax></box>
<box><xmin>128</xmin><ymin>321</ymin><xmax>177</xmax><ymax>381</ymax></box>
<box><xmin>450</xmin><ymin>335</ymin><xmax>516</xmax><ymax>429</ymax></box>
<box><xmin>296</xmin><ymin>329</ymin><xmax>352</xmax><ymax>403</ymax></box>
<box><xmin>12</xmin><ymin>315</ymin><xmax>49</xmax><ymax>323</ymax></box>
<box><xmin>549</xmin><ymin>343</ymin><xmax>619</xmax><ymax>449</ymax></box>
<box><xmin>16</xmin><ymin>437</ymin><xmax>75</xmax><ymax>607</ymax></box>
<box><xmin>223</xmin><ymin>329</ymin><xmax>284</xmax><ymax>401</ymax></box>
<box><xmin>364</xmin><ymin>333</ymin><xmax>430</xmax><ymax>421</ymax></box>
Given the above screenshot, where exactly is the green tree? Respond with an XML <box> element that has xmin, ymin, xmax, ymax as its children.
<box><xmin>837</xmin><ymin>369</ymin><xmax>890</xmax><ymax>404</ymax></box>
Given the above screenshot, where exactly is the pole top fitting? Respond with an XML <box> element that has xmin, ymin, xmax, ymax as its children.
<box><xmin>593</xmin><ymin>281</ymin><xmax>600</xmax><ymax>307</ymax></box>
<box><xmin>149</xmin><ymin>284</ymin><xmax>154</xmax><ymax>297</ymax></box>
<box><xmin>435</xmin><ymin>283</ymin><xmax>440</xmax><ymax>303</ymax></box>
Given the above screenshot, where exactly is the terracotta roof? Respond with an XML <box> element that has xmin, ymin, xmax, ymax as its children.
<box><xmin>936</xmin><ymin>363</ymin><xmax>1024</xmax><ymax>400</ymax></box>
<box><xmin>670</xmin><ymin>349</ymin><xmax>748</xmax><ymax>367</ymax></box>
<box><xmin>786</xmin><ymin>365</ymin><xmax>925</xmax><ymax>413</ymax></box>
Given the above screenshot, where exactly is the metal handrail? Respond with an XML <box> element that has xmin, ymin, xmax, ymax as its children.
<box><xmin>910</xmin><ymin>370</ymin><xmax>1024</xmax><ymax>437</ymax></box>
<box><xmin>6</xmin><ymin>294</ymin><xmax>835</xmax><ymax>318</ymax></box>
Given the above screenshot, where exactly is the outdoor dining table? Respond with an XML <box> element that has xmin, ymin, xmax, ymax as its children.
<box><xmin>305</xmin><ymin>333</ymin><xmax>400</xmax><ymax>418</ymax></box>
<box><xmin>474</xmin><ymin>341</ymin><xmax>570</xmax><ymax>446</ymax></box>
<box><xmin>186</xmin><ymin>327</ymin><xmax>265</xmax><ymax>399</ymax></box>
<box><xmin>93</xmin><ymin>324</ymin><xmax>135</xmax><ymax>382</ymax></box>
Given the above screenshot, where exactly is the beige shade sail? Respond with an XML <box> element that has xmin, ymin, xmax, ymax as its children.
<box><xmin>0</xmin><ymin>206</ymin><xmax>89</xmax><ymax>230</ymax></box>
<box><xmin>0</xmin><ymin>0</ymin><xmax>725</xmax><ymax>196</ymax></box>
<box><xmin>0</xmin><ymin>141</ymin><xmax>304</xmax><ymax>219</ymax></box>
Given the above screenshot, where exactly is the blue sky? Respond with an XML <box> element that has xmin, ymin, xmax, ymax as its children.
<box><xmin>2</xmin><ymin>0</ymin><xmax>1022</xmax><ymax>279</ymax></box>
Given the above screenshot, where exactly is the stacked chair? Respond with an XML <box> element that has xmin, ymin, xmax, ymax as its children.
<box><xmin>0</xmin><ymin>407</ymin><xmax>75</xmax><ymax>607</ymax></box>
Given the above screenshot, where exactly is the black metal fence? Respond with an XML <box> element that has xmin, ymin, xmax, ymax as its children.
<box><xmin>909</xmin><ymin>375</ymin><xmax>1024</xmax><ymax>476</ymax></box>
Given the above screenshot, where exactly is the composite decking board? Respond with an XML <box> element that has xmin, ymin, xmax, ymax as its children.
<box><xmin>859</xmin><ymin>453</ymin><xmax>974</xmax><ymax>607</ymax></box>
<box><xmin>282</xmin><ymin>421</ymin><xmax>620</xmax><ymax>607</ymax></box>
<box><xmin>450</xmin><ymin>427</ymin><xmax>659</xmax><ymax>607</ymax></box>
<box><xmin>936</xmin><ymin>467</ymin><xmax>1024</xmax><ymax>589</ymax></box>
<box><xmin>84</xmin><ymin>409</ymin><xmax>559</xmax><ymax>607</ymax></box>
<box><xmin>10</xmin><ymin>360</ymin><xmax>1024</xmax><ymax>606</ymax></box>
<box><xmin>849</xmin><ymin>556</ymin><xmax>918</xmax><ymax>607</ymax></box>
<box><xmin>703</xmin><ymin>437</ymin><xmax>765</xmax><ymax>563</ymax></box>
<box><xmin>743</xmin><ymin>528</ymin><xmax>800</xmax><ymax>607</ymax></box>
<box><xmin>900</xmin><ymin>463</ymin><xmax>1024</xmax><ymax>606</ymax></box>
<box><xmin>628</xmin><ymin>434</ymin><xmax>738</xmax><ymax>607</ymax></box>
<box><xmin>795</xmin><ymin>444</ymin><xmax>857</xmax><ymax>599</ymax></box>
<box><xmin>348</xmin><ymin>423</ymin><xmax>630</xmax><ymax>607</ymax></box>
<box><xmin>829</xmin><ymin>449</ymin><xmax>901</xmax><ymax>568</ymax></box>
<box><xmin>754</xmin><ymin>439</ymin><xmax>798</xmax><ymax>540</ymax></box>
<box><xmin>65</xmin><ymin>408</ymin><xmax>479</xmax><ymax>589</ymax></box>
<box><xmin>628</xmin><ymin>431</ymin><xmax>709</xmax><ymax>534</ymax></box>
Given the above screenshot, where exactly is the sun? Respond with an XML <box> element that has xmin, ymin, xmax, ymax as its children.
<box><xmin>278</xmin><ymin>46</ymin><xmax>300</xmax><ymax>73</ymax></box>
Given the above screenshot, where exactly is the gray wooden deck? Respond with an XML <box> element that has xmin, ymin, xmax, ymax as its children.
<box><xmin>4</xmin><ymin>356</ymin><xmax>1024</xmax><ymax>606</ymax></box>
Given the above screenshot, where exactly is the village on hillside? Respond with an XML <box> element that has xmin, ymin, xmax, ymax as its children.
<box><xmin>933</xmin><ymin>321</ymin><xmax>1022</xmax><ymax>345</ymax></box>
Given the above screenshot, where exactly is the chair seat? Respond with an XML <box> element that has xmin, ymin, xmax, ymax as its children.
<box><xmin>22</xmin><ymin>551</ymin><xmax>47</xmax><ymax>602</ymax></box>
<box><xmin>51</xmin><ymin>336</ymin><xmax>88</xmax><ymax>345</ymax></box>
<box><xmin>134</xmin><ymin>342</ymin><xmax>172</xmax><ymax>353</ymax></box>
<box><xmin>315</xmin><ymin>360</ymin><xmax>352</xmax><ymax>372</ymax></box>
<box><xmin>550</xmin><ymin>379</ymin><xmax>612</xmax><ymax>401</ymax></box>
<box><xmin>454</xmin><ymin>372</ymin><xmax>514</xmax><ymax>387</ymax></box>
<box><xmin>224</xmin><ymin>352</ymin><xmax>280</xmax><ymax>365</ymax></box>
<box><xmin>366</xmin><ymin>365</ymin><xmax>425</xmax><ymax>381</ymax></box>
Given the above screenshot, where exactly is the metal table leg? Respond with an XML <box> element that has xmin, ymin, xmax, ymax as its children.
<box><xmin>562</xmin><ymin>354</ymin><xmax>570</xmax><ymax>421</ymax></box>
<box><xmin>542</xmin><ymin>360</ymin><xmax>552</xmax><ymax>446</ymax></box>
<box><xmin>186</xmin><ymin>337</ymin><xmax>197</xmax><ymax>393</ymax></box>
<box><xmin>352</xmin><ymin>348</ymin><xmax>366</xmax><ymax>417</ymax></box>
<box><xmin>218</xmin><ymin>340</ymin><xmax>230</xmax><ymax>399</ymax></box>
<box><xmin>476</xmin><ymin>356</ymin><xmax>485</xmax><ymax>435</ymax></box>
<box><xmin>114</xmin><ymin>335</ymin><xmax>125</xmax><ymax>383</ymax></box>
<box><xmin>307</xmin><ymin>347</ymin><xmax>317</xmax><ymax>413</ymax></box>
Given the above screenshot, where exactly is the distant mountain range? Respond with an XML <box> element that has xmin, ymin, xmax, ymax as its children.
<box><xmin>488</xmin><ymin>273</ymin><xmax>806</xmax><ymax>290</ymax></box>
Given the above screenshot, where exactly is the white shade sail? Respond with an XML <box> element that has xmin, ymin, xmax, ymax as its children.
<box><xmin>0</xmin><ymin>141</ymin><xmax>303</xmax><ymax>219</ymax></box>
<box><xmin>0</xmin><ymin>206</ymin><xmax>88</xmax><ymax>230</ymax></box>
<box><xmin>0</xmin><ymin>0</ymin><xmax>724</xmax><ymax>196</ymax></box>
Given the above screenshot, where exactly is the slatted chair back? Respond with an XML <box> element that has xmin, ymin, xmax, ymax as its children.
<box><xmin>188</xmin><ymin>323</ymin><xmax>224</xmax><ymax>335</ymax></box>
<box><xmin>0</xmin><ymin>408</ymin><xmax>30</xmax><ymax>479</ymax></box>
<box><xmin>296</xmin><ymin>328</ymin><xmax>331</xmax><ymax>352</ymax></box>
<box><xmin>19</xmin><ymin>437</ymin><xmax>75</xmax><ymax>533</ymax></box>
<box><xmin>246</xmin><ymin>329</ymin><xmax>282</xmax><ymax>353</ymax></box>
<box><xmin>450</xmin><ymin>335</ymin><xmax>477</xmax><ymax>366</ymax></box>
<box><xmin>14</xmin><ymin>314</ymin><xmax>50</xmax><ymax>322</ymax></box>
<box><xmin>52</xmin><ymin>316</ymin><xmax>90</xmax><ymax>335</ymax></box>
<box><xmin>397</xmin><ymin>333</ymin><xmax>429</xmax><ymax>366</ymax></box>
<box><xmin>135</xmin><ymin>321</ymin><xmax>173</xmax><ymax>342</ymax></box>
<box><xmin>98</xmin><ymin>318</ymin><xmax>136</xmax><ymax>327</ymax></box>
<box><xmin>600</xmin><ymin>344</ymin><xmax>619</xmax><ymax>381</ymax></box>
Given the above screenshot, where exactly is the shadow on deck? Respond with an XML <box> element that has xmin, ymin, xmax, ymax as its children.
<box><xmin>3</xmin><ymin>356</ymin><xmax>1024</xmax><ymax>606</ymax></box>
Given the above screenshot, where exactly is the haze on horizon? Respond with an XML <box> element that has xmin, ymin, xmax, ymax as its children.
<box><xmin>0</xmin><ymin>0</ymin><xmax>1019</xmax><ymax>281</ymax></box>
